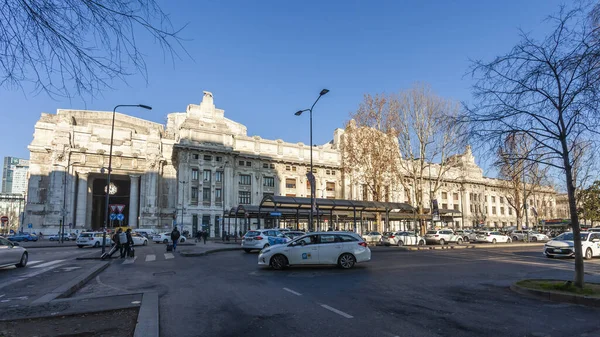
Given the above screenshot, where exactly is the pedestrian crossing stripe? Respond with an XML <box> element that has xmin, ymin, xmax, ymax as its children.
<box><xmin>145</xmin><ymin>254</ymin><xmax>156</xmax><ymax>262</ymax></box>
<box><xmin>164</xmin><ymin>253</ymin><xmax>174</xmax><ymax>259</ymax></box>
<box><xmin>122</xmin><ymin>256</ymin><xmax>137</xmax><ymax>264</ymax></box>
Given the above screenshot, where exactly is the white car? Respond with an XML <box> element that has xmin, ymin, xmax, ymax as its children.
<box><xmin>242</xmin><ymin>229</ymin><xmax>289</xmax><ymax>253</ymax></box>
<box><xmin>0</xmin><ymin>237</ymin><xmax>28</xmax><ymax>268</ymax></box>
<box><xmin>131</xmin><ymin>233</ymin><xmax>148</xmax><ymax>246</ymax></box>
<box><xmin>362</xmin><ymin>231</ymin><xmax>382</xmax><ymax>244</ymax></box>
<box><xmin>153</xmin><ymin>232</ymin><xmax>186</xmax><ymax>244</ymax></box>
<box><xmin>544</xmin><ymin>232</ymin><xmax>600</xmax><ymax>259</ymax></box>
<box><xmin>475</xmin><ymin>231</ymin><xmax>512</xmax><ymax>244</ymax></box>
<box><xmin>381</xmin><ymin>231</ymin><xmax>426</xmax><ymax>247</ymax></box>
<box><xmin>511</xmin><ymin>230</ymin><xmax>549</xmax><ymax>242</ymax></box>
<box><xmin>258</xmin><ymin>232</ymin><xmax>371</xmax><ymax>270</ymax></box>
<box><xmin>76</xmin><ymin>232</ymin><xmax>113</xmax><ymax>248</ymax></box>
<box><xmin>425</xmin><ymin>229</ymin><xmax>464</xmax><ymax>245</ymax></box>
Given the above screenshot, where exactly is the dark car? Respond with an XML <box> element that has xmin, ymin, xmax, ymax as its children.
<box><xmin>8</xmin><ymin>233</ymin><xmax>38</xmax><ymax>242</ymax></box>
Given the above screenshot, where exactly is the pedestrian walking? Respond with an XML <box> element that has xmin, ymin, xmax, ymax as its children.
<box><xmin>124</xmin><ymin>229</ymin><xmax>134</xmax><ymax>258</ymax></box>
<box><xmin>202</xmin><ymin>230</ymin><xmax>208</xmax><ymax>244</ymax></box>
<box><xmin>105</xmin><ymin>228</ymin><xmax>124</xmax><ymax>259</ymax></box>
<box><xmin>171</xmin><ymin>227</ymin><xmax>181</xmax><ymax>251</ymax></box>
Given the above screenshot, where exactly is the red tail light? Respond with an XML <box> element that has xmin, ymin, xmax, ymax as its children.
<box><xmin>434</xmin><ymin>235</ymin><xmax>439</xmax><ymax>237</ymax></box>
<box><xmin>89</xmin><ymin>237</ymin><xmax>94</xmax><ymax>241</ymax></box>
<box><xmin>255</xmin><ymin>236</ymin><xmax>263</xmax><ymax>240</ymax></box>
<box><xmin>389</xmin><ymin>235</ymin><xmax>395</xmax><ymax>238</ymax></box>
<box><xmin>358</xmin><ymin>242</ymin><xmax>367</xmax><ymax>247</ymax></box>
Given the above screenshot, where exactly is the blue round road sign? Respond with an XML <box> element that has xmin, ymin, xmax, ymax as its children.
<box><xmin>117</xmin><ymin>214</ymin><xmax>125</xmax><ymax>221</ymax></box>
<box><xmin>110</xmin><ymin>214</ymin><xmax>117</xmax><ymax>221</ymax></box>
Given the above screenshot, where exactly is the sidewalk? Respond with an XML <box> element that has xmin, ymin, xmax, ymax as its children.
<box><xmin>371</xmin><ymin>242</ymin><xmax>545</xmax><ymax>252</ymax></box>
<box><xmin>179</xmin><ymin>241</ymin><xmax>243</xmax><ymax>257</ymax></box>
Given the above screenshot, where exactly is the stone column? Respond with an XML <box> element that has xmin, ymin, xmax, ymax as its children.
<box><xmin>75</xmin><ymin>172</ymin><xmax>88</xmax><ymax>228</ymax></box>
<box><xmin>129</xmin><ymin>175</ymin><xmax>140</xmax><ymax>228</ymax></box>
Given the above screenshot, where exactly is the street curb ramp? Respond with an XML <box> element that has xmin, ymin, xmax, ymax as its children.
<box><xmin>510</xmin><ymin>282</ymin><xmax>600</xmax><ymax>307</ymax></box>
<box><xmin>32</xmin><ymin>261</ymin><xmax>110</xmax><ymax>304</ymax></box>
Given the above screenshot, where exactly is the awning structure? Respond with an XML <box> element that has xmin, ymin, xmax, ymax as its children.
<box><xmin>258</xmin><ymin>195</ymin><xmax>415</xmax><ymax>214</ymax></box>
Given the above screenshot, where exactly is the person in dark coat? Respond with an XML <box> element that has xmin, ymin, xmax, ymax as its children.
<box><xmin>171</xmin><ymin>227</ymin><xmax>181</xmax><ymax>251</ymax></box>
<box><xmin>202</xmin><ymin>230</ymin><xmax>208</xmax><ymax>244</ymax></box>
<box><xmin>108</xmin><ymin>228</ymin><xmax>124</xmax><ymax>258</ymax></box>
<box><xmin>124</xmin><ymin>228</ymin><xmax>134</xmax><ymax>258</ymax></box>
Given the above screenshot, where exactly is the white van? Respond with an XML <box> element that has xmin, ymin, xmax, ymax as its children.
<box><xmin>134</xmin><ymin>229</ymin><xmax>157</xmax><ymax>239</ymax></box>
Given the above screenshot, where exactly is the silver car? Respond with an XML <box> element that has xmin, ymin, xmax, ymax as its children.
<box><xmin>425</xmin><ymin>229</ymin><xmax>464</xmax><ymax>245</ymax></box>
<box><xmin>0</xmin><ymin>237</ymin><xmax>28</xmax><ymax>268</ymax></box>
<box><xmin>242</xmin><ymin>229</ymin><xmax>290</xmax><ymax>253</ymax></box>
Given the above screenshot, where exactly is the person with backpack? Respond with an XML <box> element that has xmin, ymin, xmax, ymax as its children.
<box><xmin>171</xmin><ymin>227</ymin><xmax>181</xmax><ymax>251</ymax></box>
<box><xmin>124</xmin><ymin>228</ymin><xmax>134</xmax><ymax>258</ymax></box>
<box><xmin>202</xmin><ymin>230</ymin><xmax>208</xmax><ymax>244</ymax></box>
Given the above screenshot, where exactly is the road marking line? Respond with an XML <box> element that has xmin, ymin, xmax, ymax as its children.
<box><xmin>31</xmin><ymin>260</ymin><xmax>65</xmax><ymax>269</ymax></box>
<box><xmin>28</xmin><ymin>261</ymin><xmax>43</xmax><ymax>266</ymax></box>
<box><xmin>320</xmin><ymin>304</ymin><xmax>353</xmax><ymax>318</ymax></box>
<box><xmin>283</xmin><ymin>288</ymin><xmax>302</xmax><ymax>296</ymax></box>
<box><xmin>145</xmin><ymin>254</ymin><xmax>156</xmax><ymax>262</ymax></box>
<box><xmin>122</xmin><ymin>257</ymin><xmax>137</xmax><ymax>265</ymax></box>
<box><xmin>164</xmin><ymin>253</ymin><xmax>174</xmax><ymax>260</ymax></box>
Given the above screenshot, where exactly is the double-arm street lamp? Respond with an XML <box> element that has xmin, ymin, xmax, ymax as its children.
<box><xmin>101</xmin><ymin>104</ymin><xmax>152</xmax><ymax>254</ymax></box>
<box><xmin>294</xmin><ymin>89</ymin><xmax>329</xmax><ymax>232</ymax></box>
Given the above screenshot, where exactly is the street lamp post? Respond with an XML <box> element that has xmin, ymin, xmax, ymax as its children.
<box><xmin>101</xmin><ymin>104</ymin><xmax>152</xmax><ymax>254</ymax></box>
<box><xmin>220</xmin><ymin>161</ymin><xmax>229</xmax><ymax>240</ymax></box>
<box><xmin>294</xmin><ymin>89</ymin><xmax>329</xmax><ymax>232</ymax></box>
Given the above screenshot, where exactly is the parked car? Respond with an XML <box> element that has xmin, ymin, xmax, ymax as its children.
<box><xmin>283</xmin><ymin>231</ymin><xmax>306</xmax><ymax>240</ymax></box>
<box><xmin>467</xmin><ymin>231</ymin><xmax>482</xmax><ymax>242</ymax></box>
<box><xmin>381</xmin><ymin>231</ymin><xmax>426</xmax><ymax>246</ymax></box>
<box><xmin>362</xmin><ymin>231</ymin><xmax>382</xmax><ymax>244</ymax></box>
<box><xmin>153</xmin><ymin>232</ymin><xmax>186</xmax><ymax>244</ymax></box>
<box><xmin>133</xmin><ymin>229</ymin><xmax>157</xmax><ymax>239</ymax></box>
<box><xmin>424</xmin><ymin>229</ymin><xmax>464</xmax><ymax>245</ymax></box>
<box><xmin>475</xmin><ymin>231</ymin><xmax>512</xmax><ymax>244</ymax></box>
<box><xmin>511</xmin><ymin>230</ymin><xmax>549</xmax><ymax>242</ymax></box>
<box><xmin>76</xmin><ymin>232</ymin><xmax>113</xmax><ymax>248</ymax></box>
<box><xmin>242</xmin><ymin>229</ymin><xmax>290</xmax><ymax>253</ymax></box>
<box><xmin>544</xmin><ymin>232</ymin><xmax>600</xmax><ymax>259</ymax></box>
<box><xmin>454</xmin><ymin>230</ymin><xmax>472</xmax><ymax>242</ymax></box>
<box><xmin>0</xmin><ymin>237</ymin><xmax>28</xmax><ymax>268</ymax></box>
<box><xmin>7</xmin><ymin>233</ymin><xmax>38</xmax><ymax>242</ymax></box>
<box><xmin>131</xmin><ymin>233</ymin><xmax>149</xmax><ymax>246</ymax></box>
<box><xmin>258</xmin><ymin>232</ymin><xmax>371</xmax><ymax>270</ymax></box>
<box><xmin>48</xmin><ymin>233</ymin><xmax>71</xmax><ymax>241</ymax></box>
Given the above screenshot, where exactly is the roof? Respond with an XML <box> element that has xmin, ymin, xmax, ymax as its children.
<box><xmin>259</xmin><ymin>195</ymin><xmax>415</xmax><ymax>213</ymax></box>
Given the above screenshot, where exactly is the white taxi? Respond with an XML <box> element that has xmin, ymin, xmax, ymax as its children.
<box><xmin>258</xmin><ymin>232</ymin><xmax>371</xmax><ymax>270</ymax></box>
<box><xmin>544</xmin><ymin>232</ymin><xmax>600</xmax><ymax>259</ymax></box>
<box><xmin>76</xmin><ymin>232</ymin><xmax>113</xmax><ymax>248</ymax></box>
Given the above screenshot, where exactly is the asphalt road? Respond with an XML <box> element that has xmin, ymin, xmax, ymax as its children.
<box><xmin>69</xmin><ymin>244</ymin><xmax>600</xmax><ymax>337</ymax></box>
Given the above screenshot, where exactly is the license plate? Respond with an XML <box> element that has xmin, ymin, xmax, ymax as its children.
<box><xmin>245</xmin><ymin>238</ymin><xmax>252</xmax><ymax>242</ymax></box>
<box><xmin>554</xmin><ymin>249</ymin><xmax>561</xmax><ymax>253</ymax></box>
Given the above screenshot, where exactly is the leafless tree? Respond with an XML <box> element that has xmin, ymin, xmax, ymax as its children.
<box><xmin>496</xmin><ymin>133</ymin><xmax>549</xmax><ymax>230</ymax></box>
<box><xmin>393</xmin><ymin>84</ymin><xmax>466</xmax><ymax>235</ymax></box>
<box><xmin>464</xmin><ymin>5</ymin><xmax>600</xmax><ymax>288</ymax></box>
<box><xmin>0</xmin><ymin>0</ymin><xmax>187</xmax><ymax>98</ymax></box>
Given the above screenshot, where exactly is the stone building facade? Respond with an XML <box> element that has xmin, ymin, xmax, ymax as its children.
<box><xmin>26</xmin><ymin>91</ymin><xmax>560</xmax><ymax>236</ymax></box>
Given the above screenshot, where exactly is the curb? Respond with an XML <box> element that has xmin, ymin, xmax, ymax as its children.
<box><xmin>180</xmin><ymin>247</ymin><xmax>245</xmax><ymax>257</ymax></box>
<box><xmin>510</xmin><ymin>282</ymin><xmax>600</xmax><ymax>307</ymax></box>
<box><xmin>32</xmin><ymin>262</ymin><xmax>110</xmax><ymax>304</ymax></box>
<box><xmin>133</xmin><ymin>292</ymin><xmax>159</xmax><ymax>337</ymax></box>
<box><xmin>21</xmin><ymin>244</ymin><xmax>78</xmax><ymax>249</ymax></box>
<box><xmin>374</xmin><ymin>242</ymin><xmax>545</xmax><ymax>251</ymax></box>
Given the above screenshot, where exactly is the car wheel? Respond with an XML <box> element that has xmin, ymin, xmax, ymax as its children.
<box><xmin>338</xmin><ymin>253</ymin><xmax>356</xmax><ymax>269</ymax></box>
<box><xmin>270</xmin><ymin>254</ymin><xmax>288</xmax><ymax>270</ymax></box>
<box><xmin>49</xmin><ymin>238</ymin><xmax>54</xmax><ymax>241</ymax></box>
<box><xmin>439</xmin><ymin>239</ymin><xmax>445</xmax><ymax>245</ymax></box>
<box><xmin>418</xmin><ymin>240</ymin><xmax>425</xmax><ymax>246</ymax></box>
<box><xmin>163</xmin><ymin>239</ymin><xmax>168</xmax><ymax>244</ymax></box>
<box><xmin>244</xmin><ymin>249</ymin><xmax>253</xmax><ymax>253</ymax></box>
<box><xmin>143</xmin><ymin>240</ymin><xmax>148</xmax><ymax>246</ymax></box>
<box><xmin>263</xmin><ymin>243</ymin><xmax>270</xmax><ymax>249</ymax></box>
<box><xmin>457</xmin><ymin>238</ymin><xmax>463</xmax><ymax>245</ymax></box>
<box><xmin>492</xmin><ymin>239</ymin><xmax>497</xmax><ymax>244</ymax></box>
<box><xmin>531</xmin><ymin>237</ymin><xmax>537</xmax><ymax>242</ymax></box>
<box><xmin>16</xmin><ymin>253</ymin><xmax>28</xmax><ymax>268</ymax></box>
<box><xmin>397</xmin><ymin>240</ymin><xmax>404</xmax><ymax>247</ymax></box>
<box><xmin>512</xmin><ymin>236</ymin><xmax>519</xmax><ymax>242</ymax></box>
<box><xmin>545</xmin><ymin>254</ymin><xmax>554</xmax><ymax>258</ymax></box>
<box><xmin>77</xmin><ymin>245</ymin><xmax>84</xmax><ymax>248</ymax></box>
<box><xmin>180</xmin><ymin>237</ymin><xmax>186</xmax><ymax>243</ymax></box>
<box><xmin>585</xmin><ymin>248</ymin><xmax>593</xmax><ymax>260</ymax></box>
<box><xmin>507</xmin><ymin>238</ymin><xmax>512</xmax><ymax>244</ymax></box>
<box><xmin>94</xmin><ymin>241</ymin><xmax>100</xmax><ymax>248</ymax></box>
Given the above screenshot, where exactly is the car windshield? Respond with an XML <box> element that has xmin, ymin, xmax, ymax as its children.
<box><xmin>555</xmin><ymin>233</ymin><xmax>587</xmax><ymax>241</ymax></box>
<box><xmin>80</xmin><ymin>233</ymin><xmax>93</xmax><ymax>237</ymax></box>
<box><xmin>245</xmin><ymin>231</ymin><xmax>261</xmax><ymax>237</ymax></box>
<box><xmin>426</xmin><ymin>231</ymin><xmax>437</xmax><ymax>234</ymax></box>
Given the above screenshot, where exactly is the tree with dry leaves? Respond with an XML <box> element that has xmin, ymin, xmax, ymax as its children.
<box><xmin>0</xmin><ymin>0</ymin><xmax>186</xmax><ymax>98</ymax></box>
<box><xmin>393</xmin><ymin>84</ymin><xmax>466</xmax><ymax>235</ymax></box>
<box><xmin>341</xmin><ymin>94</ymin><xmax>401</xmax><ymax>232</ymax></box>
<box><xmin>465</xmin><ymin>5</ymin><xmax>600</xmax><ymax>288</ymax></box>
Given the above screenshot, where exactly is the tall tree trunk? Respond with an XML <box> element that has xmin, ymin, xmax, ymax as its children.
<box><xmin>562</xmin><ymin>141</ymin><xmax>584</xmax><ymax>288</ymax></box>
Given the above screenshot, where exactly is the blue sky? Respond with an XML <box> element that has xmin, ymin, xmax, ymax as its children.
<box><xmin>0</xmin><ymin>0</ymin><xmax>565</xmax><ymax>178</ymax></box>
